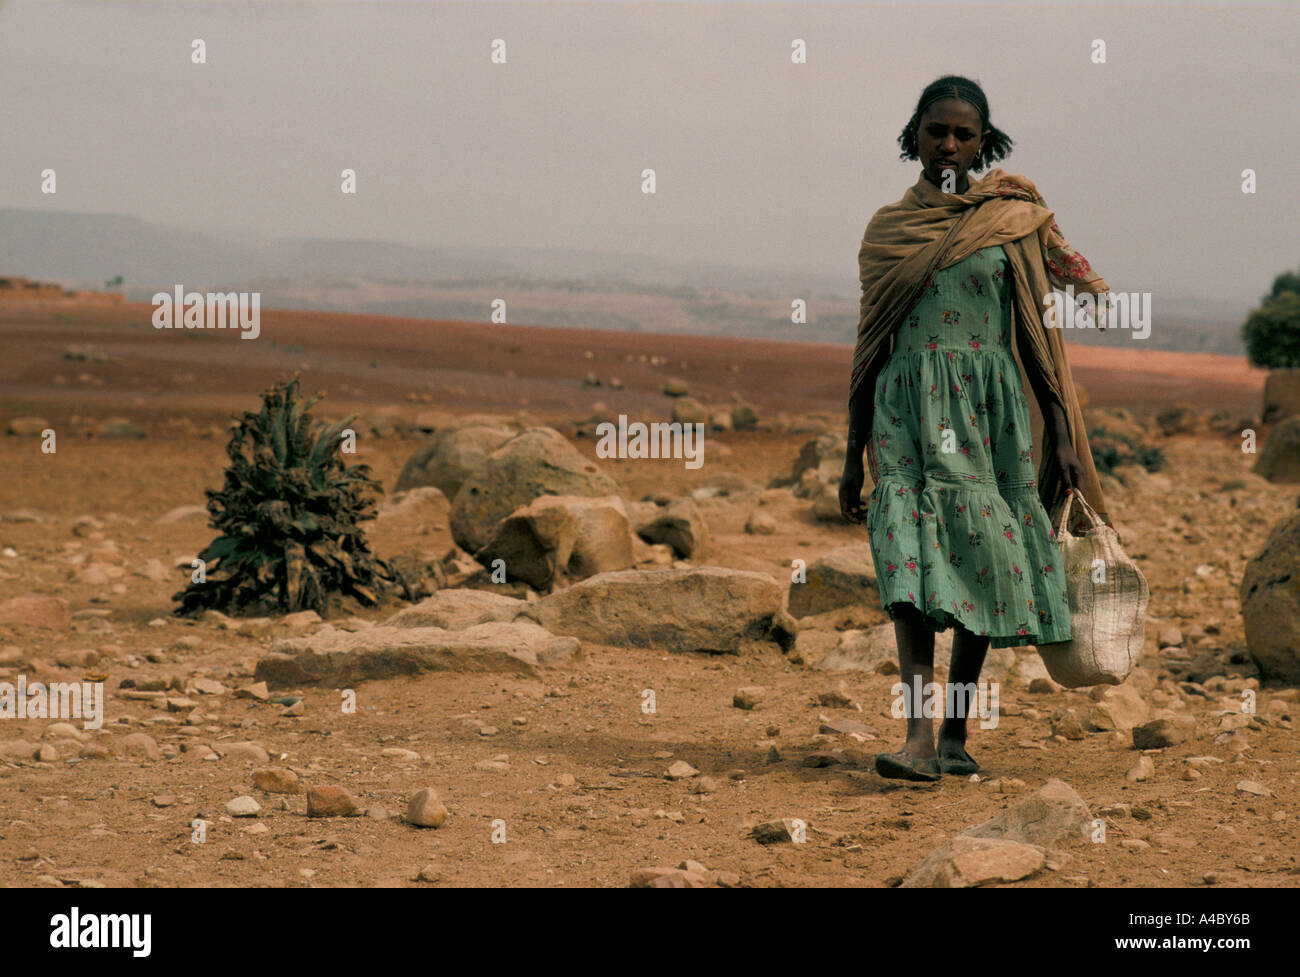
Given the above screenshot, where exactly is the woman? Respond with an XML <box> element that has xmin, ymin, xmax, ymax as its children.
<box><xmin>838</xmin><ymin>75</ymin><xmax>1115</xmax><ymax>782</ymax></box>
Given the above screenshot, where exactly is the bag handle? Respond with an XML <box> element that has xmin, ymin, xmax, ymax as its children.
<box><xmin>1052</xmin><ymin>487</ymin><xmax>1104</xmax><ymax>539</ymax></box>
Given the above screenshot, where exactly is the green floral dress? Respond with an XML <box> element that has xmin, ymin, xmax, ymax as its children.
<box><xmin>864</xmin><ymin>244</ymin><xmax>1071</xmax><ymax>647</ymax></box>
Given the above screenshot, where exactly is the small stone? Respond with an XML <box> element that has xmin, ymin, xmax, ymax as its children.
<box><xmin>1235</xmin><ymin>780</ymin><xmax>1272</xmax><ymax>797</ymax></box>
<box><xmin>151</xmin><ymin>794</ymin><xmax>174</xmax><ymax>808</ymax></box>
<box><xmin>253</xmin><ymin>767</ymin><xmax>302</xmax><ymax>794</ymax></box>
<box><xmin>235</xmin><ymin>681</ymin><xmax>270</xmax><ymax>701</ymax></box>
<box><xmin>665</xmin><ymin>760</ymin><xmax>699</xmax><ymax>780</ymax></box>
<box><xmin>1049</xmin><ymin>707</ymin><xmax>1087</xmax><ymax>740</ymax></box>
<box><xmin>630</xmin><ymin>867</ymin><xmax>711</xmax><ymax>888</ymax></box>
<box><xmin>306</xmin><ymin>785</ymin><xmax>361</xmax><ymax>818</ymax></box>
<box><xmin>803</xmin><ymin>752</ymin><xmax>841</xmax><ymax>767</ymax></box>
<box><xmin>44</xmin><ymin>722</ymin><xmax>87</xmax><ymax>742</ymax></box>
<box><xmin>1157</xmin><ymin>626</ymin><xmax>1183</xmax><ymax>648</ymax></box>
<box><xmin>818</xmin><ymin>689</ymin><xmax>852</xmax><ymax>708</ymax></box>
<box><xmin>381</xmin><ymin>747</ymin><xmax>421</xmax><ymax>762</ymax></box>
<box><xmin>225</xmin><ymin>795</ymin><xmax>261</xmax><ymax>818</ymax></box>
<box><xmin>1120</xmin><ymin>838</ymin><xmax>1151</xmax><ymax>852</ymax></box>
<box><xmin>818</xmin><ymin>718</ymin><xmax>877</xmax><ymax>738</ymax></box>
<box><xmin>1214</xmin><ymin>730</ymin><xmax>1250</xmax><ymax>753</ymax></box>
<box><xmin>119</xmin><ymin>732</ymin><xmax>159</xmax><ymax>761</ymax></box>
<box><xmin>1132</xmin><ymin>716</ymin><xmax>1194</xmax><ymax>750</ymax></box>
<box><xmin>1126</xmin><ymin>756</ymin><xmax>1155</xmax><ymax>782</ymax></box>
<box><xmin>752</xmin><ymin>819</ymin><xmax>800</xmax><ymax>844</ymax></box>
<box><xmin>220</xmin><ymin>741</ymin><xmax>271</xmax><ymax>764</ymax></box>
<box><xmin>733</xmin><ymin>686</ymin><xmax>765</xmax><ymax>710</ymax></box>
<box><xmin>416</xmin><ymin>865</ymin><xmax>442</xmax><ymax>883</ymax></box>
<box><xmin>405</xmin><ymin>787</ymin><xmax>448</xmax><ymax>828</ymax></box>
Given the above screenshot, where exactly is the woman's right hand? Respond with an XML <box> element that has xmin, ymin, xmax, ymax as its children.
<box><xmin>839</xmin><ymin>455</ymin><xmax>868</xmax><ymax>524</ymax></box>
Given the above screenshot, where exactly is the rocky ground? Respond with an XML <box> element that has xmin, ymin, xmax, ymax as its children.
<box><xmin>1</xmin><ymin>407</ymin><xmax>1297</xmax><ymax>888</ymax></box>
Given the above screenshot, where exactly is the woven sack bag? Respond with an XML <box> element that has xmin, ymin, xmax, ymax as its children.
<box><xmin>1036</xmin><ymin>489</ymin><xmax>1149</xmax><ymax>687</ymax></box>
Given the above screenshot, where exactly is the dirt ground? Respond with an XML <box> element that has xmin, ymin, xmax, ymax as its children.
<box><xmin>0</xmin><ymin>298</ymin><xmax>1294</xmax><ymax>888</ymax></box>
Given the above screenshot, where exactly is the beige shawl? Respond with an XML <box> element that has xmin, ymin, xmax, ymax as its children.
<box><xmin>851</xmin><ymin>167</ymin><xmax>1113</xmax><ymax>534</ymax></box>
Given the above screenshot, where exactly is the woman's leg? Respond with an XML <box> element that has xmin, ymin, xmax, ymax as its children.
<box><xmin>937</xmin><ymin>621</ymin><xmax>990</xmax><ymax>765</ymax></box>
<box><xmin>891</xmin><ymin>602</ymin><xmax>936</xmax><ymax>758</ymax></box>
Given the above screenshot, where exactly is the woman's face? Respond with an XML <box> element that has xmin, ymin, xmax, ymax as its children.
<box><xmin>917</xmin><ymin>98</ymin><xmax>986</xmax><ymax>189</ymax></box>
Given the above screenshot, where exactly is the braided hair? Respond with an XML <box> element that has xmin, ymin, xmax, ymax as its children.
<box><xmin>897</xmin><ymin>75</ymin><xmax>1013</xmax><ymax>173</ymax></box>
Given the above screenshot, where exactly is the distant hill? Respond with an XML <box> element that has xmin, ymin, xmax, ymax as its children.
<box><xmin>0</xmin><ymin>207</ymin><xmax>1251</xmax><ymax>355</ymax></box>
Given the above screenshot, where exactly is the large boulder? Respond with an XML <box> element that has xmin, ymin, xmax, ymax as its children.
<box><xmin>779</xmin><ymin>433</ymin><xmax>848</xmax><ymax>497</ymax></box>
<box><xmin>1241</xmin><ymin>512</ymin><xmax>1300</xmax><ymax>682</ymax></box>
<box><xmin>376</xmin><ymin>486</ymin><xmax>450</xmax><ymax>521</ymax></box>
<box><xmin>383</xmin><ymin>590</ymin><xmax>533</xmax><ymax>630</ymax></box>
<box><xmin>787</xmin><ymin>543</ymin><xmax>878</xmax><ymax>617</ymax></box>
<box><xmin>1262</xmin><ymin>368</ymin><xmax>1300</xmax><ymax>423</ymax></box>
<box><xmin>634</xmin><ymin>496</ymin><xmax>710</xmax><ymax>560</ymax></box>
<box><xmin>1254</xmin><ymin>417</ymin><xmax>1300</xmax><ymax>483</ymax></box>
<box><xmin>395</xmin><ymin>425</ymin><xmax>514</xmax><ymax>496</ymax></box>
<box><xmin>255</xmin><ymin>621</ymin><xmax>579</xmax><ymax>687</ymax></box>
<box><xmin>449</xmin><ymin>427</ymin><xmax>623</xmax><ymax>553</ymax></box>
<box><xmin>475</xmin><ymin>494</ymin><xmax>637</xmax><ymax>589</ymax></box>
<box><xmin>902</xmin><ymin>779</ymin><xmax>1089</xmax><ymax>888</ymax></box>
<box><xmin>961</xmin><ymin>779</ymin><xmax>1092</xmax><ymax>846</ymax></box>
<box><xmin>535</xmin><ymin>566</ymin><xmax>784</xmax><ymax>654</ymax></box>
<box><xmin>901</xmin><ymin>836</ymin><xmax>1046</xmax><ymax>889</ymax></box>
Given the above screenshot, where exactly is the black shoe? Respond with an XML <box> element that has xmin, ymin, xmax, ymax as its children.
<box><xmin>936</xmin><ymin>746</ymin><xmax>979</xmax><ymax>776</ymax></box>
<box><xmin>874</xmin><ymin>750</ymin><xmax>941</xmax><ymax>782</ymax></box>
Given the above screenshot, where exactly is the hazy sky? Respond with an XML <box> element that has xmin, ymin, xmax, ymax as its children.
<box><xmin>1</xmin><ymin>0</ymin><xmax>1296</xmax><ymax>306</ymax></box>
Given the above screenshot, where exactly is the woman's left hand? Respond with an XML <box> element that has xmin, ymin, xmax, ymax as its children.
<box><xmin>1054</xmin><ymin>440</ymin><xmax>1084</xmax><ymax>490</ymax></box>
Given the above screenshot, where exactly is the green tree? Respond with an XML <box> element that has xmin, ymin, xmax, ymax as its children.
<box><xmin>1242</xmin><ymin>291</ymin><xmax>1300</xmax><ymax>369</ymax></box>
<box><xmin>1263</xmin><ymin>267</ymin><xmax>1300</xmax><ymax>303</ymax></box>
